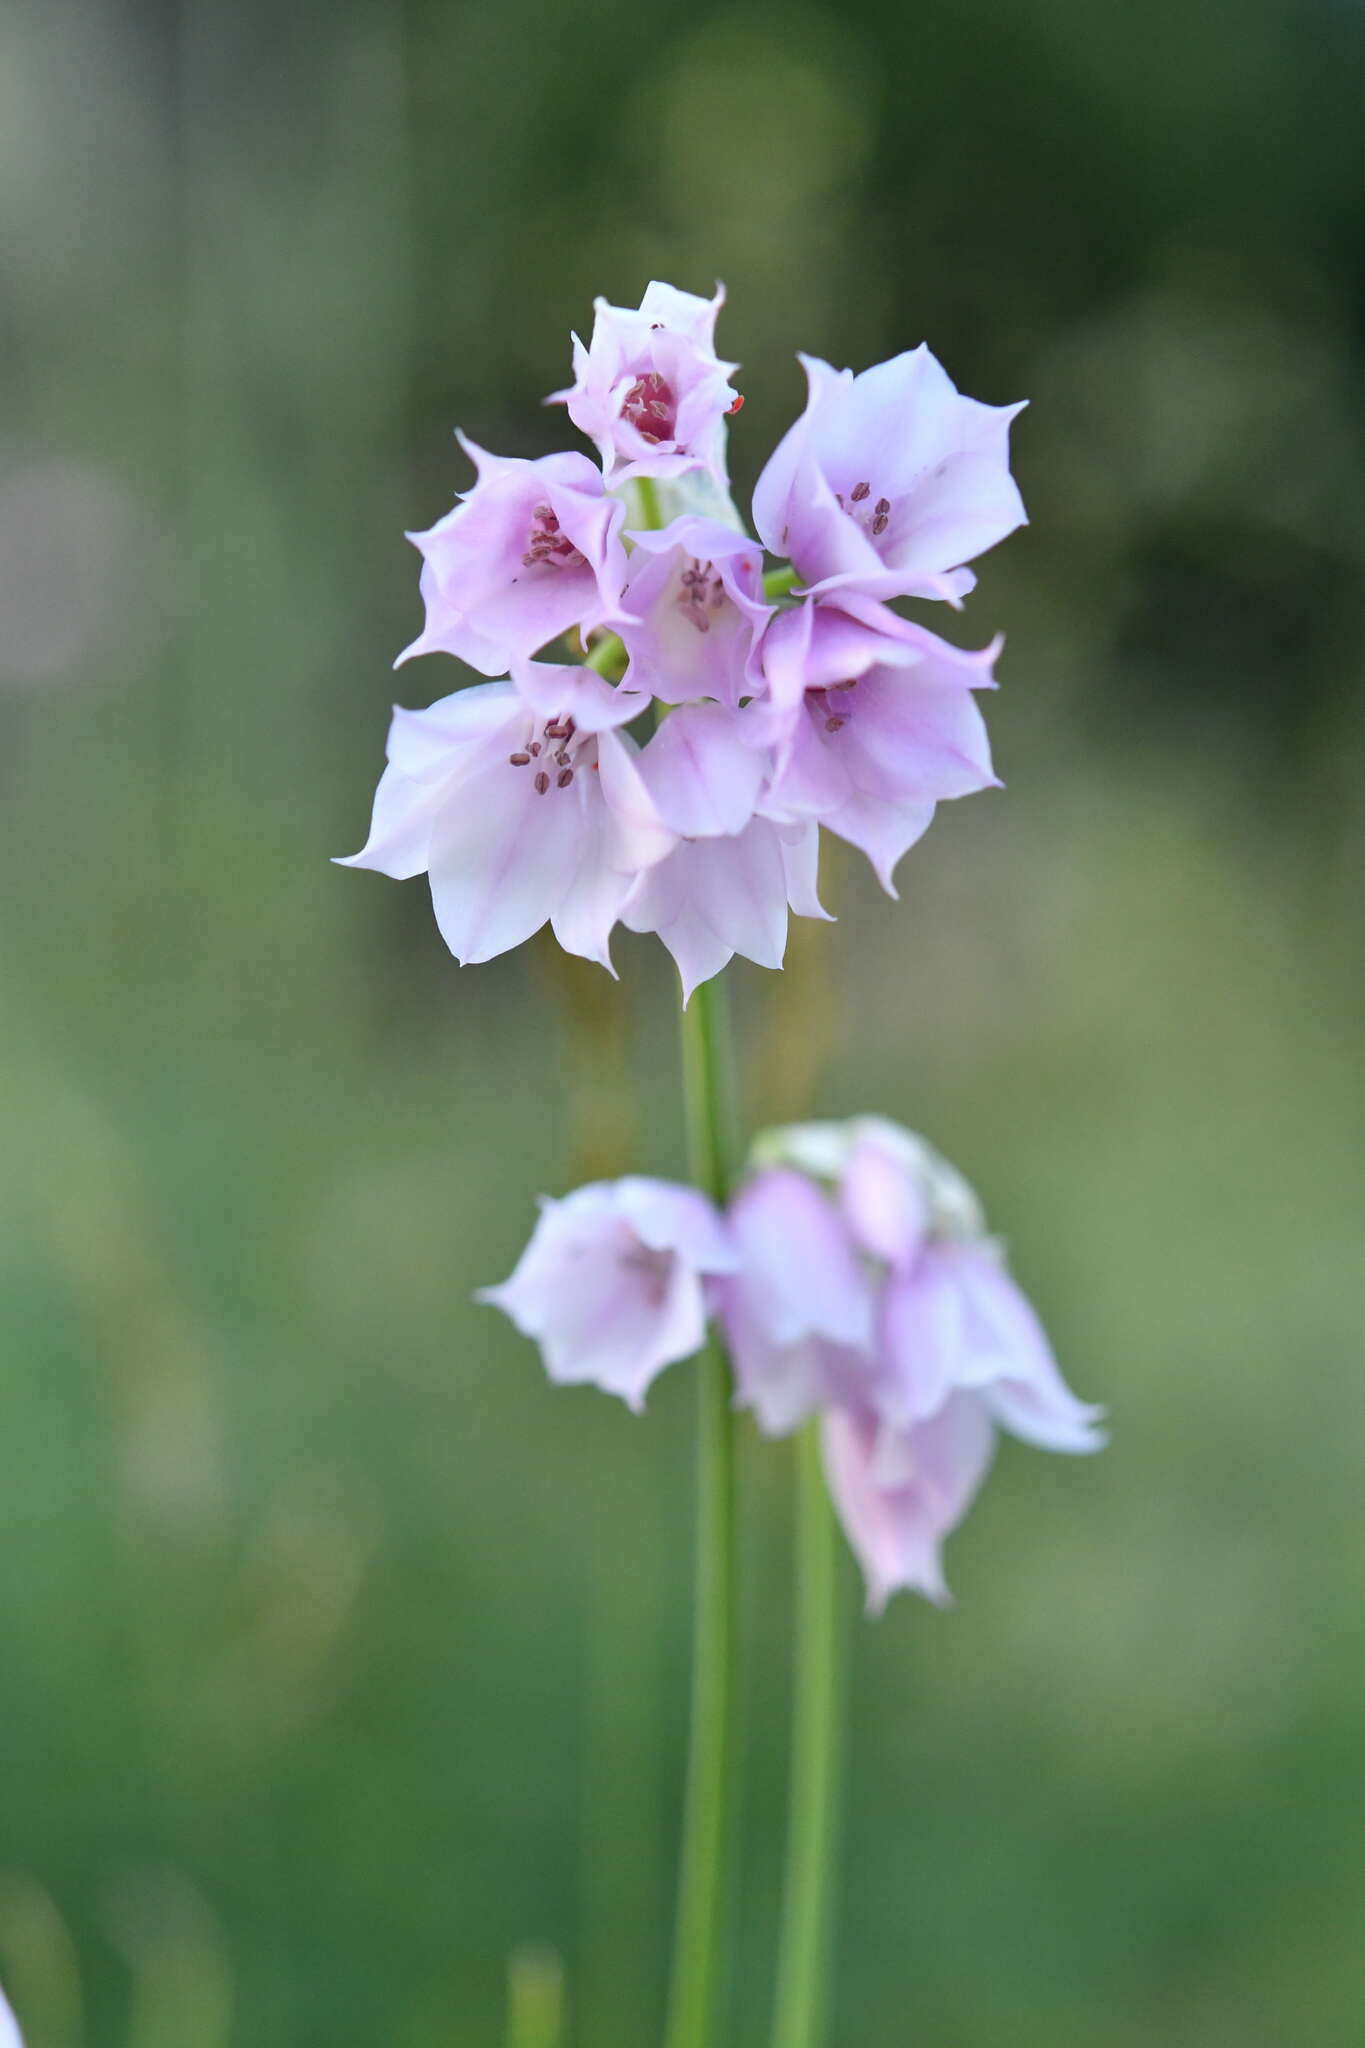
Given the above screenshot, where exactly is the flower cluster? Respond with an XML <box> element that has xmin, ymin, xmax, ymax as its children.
<box><xmin>342</xmin><ymin>281</ymin><xmax>1025</xmax><ymax>998</ymax></box>
<box><xmin>482</xmin><ymin>1118</ymin><xmax>1103</xmax><ymax>1609</ymax></box>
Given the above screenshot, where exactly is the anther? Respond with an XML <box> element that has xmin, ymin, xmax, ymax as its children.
<box><xmin>825</xmin><ymin>715</ymin><xmax>845</xmax><ymax>732</ymax></box>
<box><xmin>508</xmin><ymin>751</ymin><xmax>531</xmax><ymax>766</ymax></box>
<box><xmin>557</xmin><ymin>767</ymin><xmax>574</xmax><ymax>788</ymax></box>
<box><xmin>850</xmin><ymin>480</ymin><xmax>871</xmax><ymax>502</ymax></box>
<box><xmin>871</xmin><ymin>514</ymin><xmax>889</xmax><ymax>535</ymax></box>
<box><xmin>529</xmin><ymin>742</ymin><xmax>541</xmax><ymax>757</ymax></box>
<box><xmin>534</xmin><ymin>770</ymin><xmax>550</xmax><ymax>795</ymax></box>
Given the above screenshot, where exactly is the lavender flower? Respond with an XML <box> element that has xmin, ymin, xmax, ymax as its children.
<box><xmin>337</xmin><ymin>669</ymin><xmax>672</xmax><ymax>969</ymax></box>
<box><xmin>548</xmin><ymin>280</ymin><xmax>740</xmax><ymax>489</ymax></box>
<box><xmin>480</xmin><ymin>1178</ymin><xmax>737</xmax><ymax>1410</ymax></box>
<box><xmin>757</xmin><ymin>597</ymin><xmax>1002</xmax><ymax>892</ymax></box>
<box><xmin>748</xmin><ymin>1117</ymin><xmax>1105</xmax><ymax>1606</ymax></box>
<box><xmin>346</xmin><ymin>280</ymin><xmax>1029</xmax><ymax>988</ymax></box>
<box><xmin>401</xmin><ymin>441</ymin><xmax>630</xmax><ymax>675</ymax></box>
<box><xmin>753</xmin><ymin>349</ymin><xmax>1026</xmax><ymax>605</ymax></box>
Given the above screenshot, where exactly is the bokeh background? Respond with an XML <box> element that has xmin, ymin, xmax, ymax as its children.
<box><xmin>3</xmin><ymin>0</ymin><xmax>1364</xmax><ymax>2042</ymax></box>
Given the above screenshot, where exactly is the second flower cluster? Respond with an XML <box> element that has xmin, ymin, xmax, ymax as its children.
<box><xmin>482</xmin><ymin>1116</ymin><xmax>1103</xmax><ymax>1609</ymax></box>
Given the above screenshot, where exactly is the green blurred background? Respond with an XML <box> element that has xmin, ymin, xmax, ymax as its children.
<box><xmin>2</xmin><ymin>0</ymin><xmax>1364</xmax><ymax>2041</ymax></box>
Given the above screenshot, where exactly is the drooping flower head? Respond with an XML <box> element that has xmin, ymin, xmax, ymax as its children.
<box><xmin>401</xmin><ymin>441</ymin><xmax>630</xmax><ymax>675</ymax></box>
<box><xmin>753</xmin><ymin>349</ymin><xmax>1026</xmax><ymax>606</ymax></box>
<box><xmin>549</xmin><ymin>281</ymin><xmax>740</xmax><ymax>490</ymax></box>
<box><xmin>479</xmin><ymin>1177</ymin><xmax>738</xmax><ymax>1410</ymax></box>
<box><xmin>736</xmin><ymin>1117</ymin><xmax>1105</xmax><ymax>1606</ymax></box>
<box><xmin>337</xmin><ymin>664</ymin><xmax>671</xmax><ymax>969</ymax></box>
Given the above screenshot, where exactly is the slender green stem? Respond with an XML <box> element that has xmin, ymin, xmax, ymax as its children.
<box><xmin>664</xmin><ymin>976</ymin><xmax>741</xmax><ymax>2048</ymax></box>
<box><xmin>634</xmin><ymin>473</ymin><xmax>666</xmax><ymax>532</ymax></box>
<box><xmin>770</xmin><ymin>1424</ymin><xmax>844</xmax><ymax>2048</ymax></box>
<box><xmin>503</xmin><ymin>1944</ymin><xmax>566</xmax><ymax>2048</ymax></box>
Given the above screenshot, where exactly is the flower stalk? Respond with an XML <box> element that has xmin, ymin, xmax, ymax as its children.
<box><xmin>665</xmin><ymin>975</ymin><xmax>741</xmax><ymax>2048</ymax></box>
<box><xmin>771</xmin><ymin>1423</ymin><xmax>844</xmax><ymax>2048</ymax></box>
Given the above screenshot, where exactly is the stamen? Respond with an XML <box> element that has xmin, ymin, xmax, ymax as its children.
<box><xmin>825</xmin><ymin>715</ymin><xmax>845</xmax><ymax>733</ymax></box>
<box><xmin>534</xmin><ymin>770</ymin><xmax>550</xmax><ymax>795</ymax></box>
<box><xmin>508</xmin><ymin>751</ymin><xmax>531</xmax><ymax>766</ymax></box>
<box><xmin>557</xmin><ymin>767</ymin><xmax>574</xmax><ymax>788</ymax></box>
<box><xmin>850</xmin><ymin>480</ymin><xmax>871</xmax><ymax>502</ymax></box>
<box><xmin>522</xmin><ymin>503</ymin><xmax>584</xmax><ymax>573</ymax></box>
<box><xmin>871</xmin><ymin>514</ymin><xmax>889</xmax><ymax>535</ymax></box>
<box><xmin>621</xmin><ymin>370</ymin><xmax>678</xmax><ymax>443</ymax></box>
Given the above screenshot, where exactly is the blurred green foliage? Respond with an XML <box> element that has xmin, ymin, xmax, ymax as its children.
<box><xmin>1</xmin><ymin>0</ymin><xmax>1363</xmax><ymax>2041</ymax></box>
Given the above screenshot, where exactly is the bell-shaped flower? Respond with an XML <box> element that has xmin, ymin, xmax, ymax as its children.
<box><xmin>337</xmin><ymin>665</ymin><xmax>672</xmax><ymax>970</ymax></box>
<box><xmin>755</xmin><ymin>1117</ymin><xmax>1105</xmax><ymax>1456</ymax></box>
<box><xmin>622</xmin><ymin>809</ymin><xmax>829</xmax><ymax>1004</ymax></box>
<box><xmin>401</xmin><ymin>441</ymin><xmax>631</xmax><ymax>676</ymax></box>
<box><xmin>617</xmin><ymin>696</ymin><xmax>831</xmax><ymax>1001</ymax></box>
<box><xmin>757</xmin><ymin>598</ymin><xmax>1001</xmax><ymax>892</ymax></box>
<box><xmin>822</xmin><ymin>1395</ymin><xmax>997</xmax><ymax>1611</ymax></box>
<box><xmin>548</xmin><ymin>280</ymin><xmax>740</xmax><ymax>489</ymax></box>
<box><xmin>618</xmin><ymin>515</ymin><xmax>771</xmax><ymax>709</ymax></box>
<box><xmin>752</xmin><ymin>349</ymin><xmax>1026</xmax><ymax>605</ymax></box>
<box><xmin>716</xmin><ymin>1168</ymin><xmax>877</xmax><ymax>1434</ymax></box>
<box><xmin>479</xmin><ymin>1177</ymin><xmax>738</xmax><ymax>1410</ymax></box>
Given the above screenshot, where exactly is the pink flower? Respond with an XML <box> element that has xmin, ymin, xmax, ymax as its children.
<box><xmin>548</xmin><ymin>280</ymin><xmax>740</xmax><ymax>488</ymax></box>
<box><xmin>400</xmin><ymin>440</ymin><xmax>630</xmax><ymax>676</ymax></box>
<box><xmin>337</xmin><ymin>668</ymin><xmax>673</xmax><ymax>969</ymax></box>
<box><xmin>822</xmin><ymin>1397</ymin><xmax>997</xmax><ymax>1612</ymax></box>
<box><xmin>743</xmin><ymin>1117</ymin><xmax>1105</xmax><ymax>1604</ymax></box>
<box><xmin>753</xmin><ymin>349</ymin><xmax>1026</xmax><ymax>605</ymax></box>
<box><xmin>480</xmin><ymin>1177</ymin><xmax>738</xmax><ymax>1410</ymax></box>
<box><xmin>757</xmin><ymin>598</ymin><xmax>1002</xmax><ymax>892</ymax></box>
<box><xmin>618</xmin><ymin>514</ymin><xmax>771</xmax><ymax>709</ymax></box>
<box><xmin>621</xmin><ymin>812</ymin><xmax>829</xmax><ymax>1004</ymax></box>
<box><xmin>615</xmin><ymin>693</ymin><xmax>832</xmax><ymax>1002</ymax></box>
<box><xmin>772</xmin><ymin>1118</ymin><xmax>1105</xmax><ymax>1454</ymax></box>
<box><xmin>716</xmin><ymin>1167</ymin><xmax>877</xmax><ymax>1434</ymax></box>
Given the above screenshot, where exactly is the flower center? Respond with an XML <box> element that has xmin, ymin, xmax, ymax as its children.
<box><xmin>507</xmin><ymin>714</ymin><xmax>595</xmax><ymax>795</ymax></box>
<box><xmin>836</xmin><ymin>478</ymin><xmax>893</xmax><ymax>541</ymax></box>
<box><xmin>807</xmin><ymin>677</ymin><xmax>860</xmax><ymax>735</ymax></box>
<box><xmin>677</xmin><ymin>557</ymin><xmax>726</xmax><ymax>634</ymax></box>
<box><xmin>521</xmin><ymin>503</ymin><xmax>587</xmax><ymax>572</ymax></box>
<box><xmin>618</xmin><ymin>1240</ymin><xmax>674</xmax><ymax>1306</ymax></box>
<box><xmin>620</xmin><ymin>371</ymin><xmax>678</xmax><ymax>446</ymax></box>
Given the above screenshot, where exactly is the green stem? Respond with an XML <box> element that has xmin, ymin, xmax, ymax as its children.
<box><xmin>503</xmin><ymin>1945</ymin><xmax>566</xmax><ymax>2048</ymax></box>
<box><xmin>634</xmin><ymin>473</ymin><xmax>666</xmax><ymax>532</ymax></box>
<box><xmin>664</xmin><ymin>975</ymin><xmax>741</xmax><ymax>2048</ymax></box>
<box><xmin>770</xmin><ymin>1424</ymin><xmax>844</xmax><ymax>2048</ymax></box>
<box><xmin>584</xmin><ymin>631</ymin><xmax>627</xmax><ymax>680</ymax></box>
<box><xmin>762</xmin><ymin>564</ymin><xmax>801</xmax><ymax>600</ymax></box>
